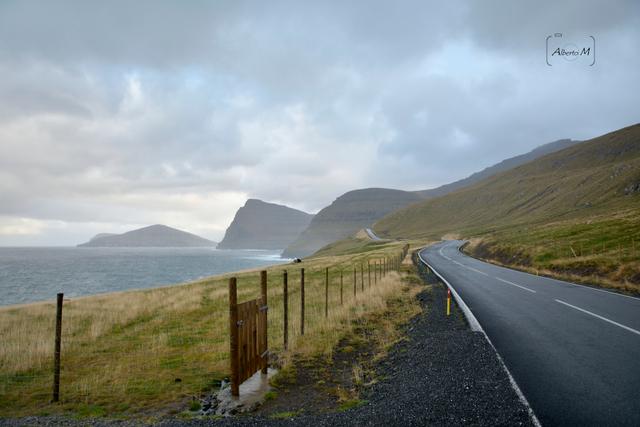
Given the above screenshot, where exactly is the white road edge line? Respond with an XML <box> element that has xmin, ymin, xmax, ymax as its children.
<box><xmin>555</xmin><ymin>299</ymin><xmax>640</xmax><ymax>336</ymax></box>
<box><xmin>496</xmin><ymin>277</ymin><xmax>536</xmax><ymax>293</ymax></box>
<box><xmin>418</xmin><ymin>245</ymin><xmax>542</xmax><ymax>427</ymax></box>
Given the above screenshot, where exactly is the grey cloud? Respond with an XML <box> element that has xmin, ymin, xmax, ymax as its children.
<box><xmin>0</xmin><ymin>0</ymin><xmax>638</xmax><ymax>245</ymax></box>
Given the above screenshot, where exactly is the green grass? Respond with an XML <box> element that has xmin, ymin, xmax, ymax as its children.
<box><xmin>74</xmin><ymin>404</ymin><xmax>106</xmax><ymax>418</ymax></box>
<box><xmin>337</xmin><ymin>398</ymin><xmax>368</xmax><ymax>412</ymax></box>
<box><xmin>263</xmin><ymin>390</ymin><xmax>278</xmax><ymax>401</ymax></box>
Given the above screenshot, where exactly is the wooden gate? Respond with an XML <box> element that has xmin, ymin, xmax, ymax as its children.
<box><xmin>228</xmin><ymin>272</ymin><xmax>268</xmax><ymax>396</ymax></box>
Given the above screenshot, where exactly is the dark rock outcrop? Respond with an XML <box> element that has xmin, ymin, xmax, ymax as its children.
<box><xmin>217</xmin><ymin>199</ymin><xmax>313</xmax><ymax>250</ymax></box>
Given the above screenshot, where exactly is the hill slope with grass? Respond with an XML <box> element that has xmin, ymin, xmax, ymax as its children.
<box><xmin>78</xmin><ymin>224</ymin><xmax>216</xmax><ymax>247</ymax></box>
<box><xmin>217</xmin><ymin>199</ymin><xmax>313</xmax><ymax>250</ymax></box>
<box><xmin>375</xmin><ymin>123</ymin><xmax>640</xmax><ymax>291</ymax></box>
<box><xmin>282</xmin><ymin>188</ymin><xmax>422</xmax><ymax>258</ymax></box>
<box><xmin>415</xmin><ymin>138</ymin><xmax>579</xmax><ymax>199</ymax></box>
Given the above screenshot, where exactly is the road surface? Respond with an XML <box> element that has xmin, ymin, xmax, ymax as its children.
<box><xmin>365</xmin><ymin>228</ymin><xmax>382</xmax><ymax>241</ymax></box>
<box><xmin>419</xmin><ymin>241</ymin><xmax>640</xmax><ymax>426</ymax></box>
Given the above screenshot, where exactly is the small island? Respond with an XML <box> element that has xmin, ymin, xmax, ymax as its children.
<box><xmin>77</xmin><ymin>224</ymin><xmax>217</xmax><ymax>247</ymax></box>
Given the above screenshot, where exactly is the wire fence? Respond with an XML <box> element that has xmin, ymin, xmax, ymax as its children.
<box><xmin>0</xmin><ymin>244</ymin><xmax>410</xmax><ymax>415</ymax></box>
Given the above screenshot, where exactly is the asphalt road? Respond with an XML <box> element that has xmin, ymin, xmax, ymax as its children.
<box><xmin>364</xmin><ymin>228</ymin><xmax>382</xmax><ymax>241</ymax></box>
<box><xmin>419</xmin><ymin>241</ymin><xmax>640</xmax><ymax>426</ymax></box>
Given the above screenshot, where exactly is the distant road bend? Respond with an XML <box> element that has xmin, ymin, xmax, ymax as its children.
<box><xmin>419</xmin><ymin>241</ymin><xmax>640</xmax><ymax>426</ymax></box>
<box><xmin>365</xmin><ymin>228</ymin><xmax>382</xmax><ymax>241</ymax></box>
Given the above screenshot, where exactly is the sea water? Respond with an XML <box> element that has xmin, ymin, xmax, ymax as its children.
<box><xmin>0</xmin><ymin>247</ymin><xmax>289</xmax><ymax>306</ymax></box>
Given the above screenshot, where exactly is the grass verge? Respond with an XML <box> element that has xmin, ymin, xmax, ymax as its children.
<box><xmin>256</xmin><ymin>259</ymin><xmax>423</xmax><ymax>418</ymax></box>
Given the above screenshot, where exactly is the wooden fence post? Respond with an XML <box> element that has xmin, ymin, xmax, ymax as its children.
<box><xmin>368</xmin><ymin>262</ymin><xmax>371</xmax><ymax>288</ymax></box>
<box><xmin>260</xmin><ymin>271</ymin><xmax>268</xmax><ymax>374</ymax></box>
<box><xmin>228</xmin><ymin>279</ymin><xmax>240</xmax><ymax>397</ymax></box>
<box><xmin>360</xmin><ymin>263</ymin><xmax>364</xmax><ymax>292</ymax></box>
<box><xmin>340</xmin><ymin>270</ymin><xmax>344</xmax><ymax>305</ymax></box>
<box><xmin>374</xmin><ymin>261</ymin><xmax>378</xmax><ymax>284</ymax></box>
<box><xmin>353</xmin><ymin>267</ymin><xmax>357</xmax><ymax>297</ymax></box>
<box><xmin>325</xmin><ymin>267</ymin><xmax>329</xmax><ymax>318</ymax></box>
<box><xmin>300</xmin><ymin>268</ymin><xmax>305</xmax><ymax>336</ymax></box>
<box><xmin>52</xmin><ymin>293</ymin><xmax>63</xmax><ymax>403</ymax></box>
<box><xmin>283</xmin><ymin>271</ymin><xmax>288</xmax><ymax>351</ymax></box>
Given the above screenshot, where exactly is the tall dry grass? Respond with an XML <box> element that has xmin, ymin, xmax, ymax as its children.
<box><xmin>0</xmin><ymin>244</ymin><xmax>412</xmax><ymax>417</ymax></box>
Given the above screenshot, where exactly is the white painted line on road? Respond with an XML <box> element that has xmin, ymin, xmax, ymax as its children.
<box><xmin>555</xmin><ymin>299</ymin><xmax>640</xmax><ymax>337</ymax></box>
<box><xmin>438</xmin><ymin>247</ymin><xmax>452</xmax><ymax>261</ymax></box>
<box><xmin>465</xmin><ymin>266</ymin><xmax>489</xmax><ymax>276</ymax></box>
<box><xmin>496</xmin><ymin>277</ymin><xmax>536</xmax><ymax>293</ymax></box>
<box><xmin>568</xmin><ymin>282</ymin><xmax>640</xmax><ymax>302</ymax></box>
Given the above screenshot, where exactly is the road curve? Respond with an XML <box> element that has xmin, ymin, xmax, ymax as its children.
<box><xmin>419</xmin><ymin>240</ymin><xmax>640</xmax><ymax>426</ymax></box>
<box><xmin>365</xmin><ymin>228</ymin><xmax>382</xmax><ymax>241</ymax></box>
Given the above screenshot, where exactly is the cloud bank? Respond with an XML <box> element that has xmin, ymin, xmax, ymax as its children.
<box><xmin>0</xmin><ymin>0</ymin><xmax>638</xmax><ymax>245</ymax></box>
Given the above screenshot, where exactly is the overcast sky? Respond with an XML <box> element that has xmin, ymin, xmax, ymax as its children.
<box><xmin>0</xmin><ymin>0</ymin><xmax>638</xmax><ymax>245</ymax></box>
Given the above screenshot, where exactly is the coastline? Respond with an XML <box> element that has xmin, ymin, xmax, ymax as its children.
<box><xmin>0</xmin><ymin>248</ymin><xmax>290</xmax><ymax>311</ymax></box>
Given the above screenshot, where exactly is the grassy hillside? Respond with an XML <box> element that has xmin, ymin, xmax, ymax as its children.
<box><xmin>282</xmin><ymin>188</ymin><xmax>422</xmax><ymax>258</ymax></box>
<box><xmin>375</xmin><ymin>123</ymin><xmax>640</xmax><ymax>292</ymax></box>
<box><xmin>415</xmin><ymin>138</ymin><xmax>579</xmax><ymax>199</ymax></box>
<box><xmin>0</xmin><ymin>242</ymin><xmax>415</xmax><ymax>419</ymax></box>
